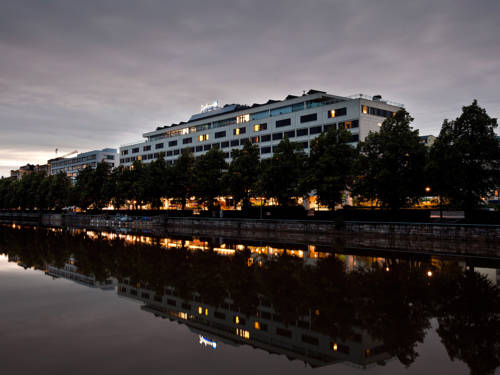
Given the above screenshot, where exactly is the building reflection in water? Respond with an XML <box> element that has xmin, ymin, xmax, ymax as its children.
<box><xmin>1</xmin><ymin>223</ymin><xmax>500</xmax><ymax>374</ymax></box>
<box><xmin>117</xmin><ymin>278</ymin><xmax>391</xmax><ymax>369</ymax></box>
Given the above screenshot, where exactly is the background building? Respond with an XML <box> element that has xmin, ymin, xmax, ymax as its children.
<box><xmin>119</xmin><ymin>90</ymin><xmax>403</xmax><ymax>167</ymax></box>
<box><xmin>10</xmin><ymin>163</ymin><xmax>49</xmax><ymax>180</ymax></box>
<box><xmin>419</xmin><ymin>135</ymin><xmax>437</xmax><ymax>147</ymax></box>
<box><xmin>48</xmin><ymin>148</ymin><xmax>118</xmax><ymax>180</ymax></box>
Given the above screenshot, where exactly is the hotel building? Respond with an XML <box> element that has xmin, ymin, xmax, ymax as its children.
<box><xmin>117</xmin><ymin>279</ymin><xmax>391</xmax><ymax>369</ymax></box>
<box><xmin>119</xmin><ymin>90</ymin><xmax>403</xmax><ymax>166</ymax></box>
<box><xmin>48</xmin><ymin>148</ymin><xmax>118</xmax><ymax>180</ymax></box>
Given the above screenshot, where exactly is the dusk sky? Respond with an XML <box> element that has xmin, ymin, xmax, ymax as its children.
<box><xmin>1</xmin><ymin>0</ymin><xmax>499</xmax><ymax>177</ymax></box>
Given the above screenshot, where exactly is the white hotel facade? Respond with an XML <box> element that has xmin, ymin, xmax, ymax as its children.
<box><xmin>119</xmin><ymin>90</ymin><xmax>403</xmax><ymax>166</ymax></box>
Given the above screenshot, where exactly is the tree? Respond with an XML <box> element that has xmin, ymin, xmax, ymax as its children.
<box><xmin>128</xmin><ymin>160</ymin><xmax>148</xmax><ymax>209</ymax></box>
<box><xmin>108</xmin><ymin>166</ymin><xmax>127</xmax><ymax>209</ymax></box>
<box><xmin>428</xmin><ymin>100</ymin><xmax>500</xmax><ymax>215</ymax></box>
<box><xmin>307</xmin><ymin>128</ymin><xmax>358</xmax><ymax>210</ymax></box>
<box><xmin>168</xmin><ymin>150</ymin><xmax>195</xmax><ymax>210</ymax></box>
<box><xmin>145</xmin><ymin>155</ymin><xmax>169</xmax><ymax>209</ymax></box>
<box><xmin>193</xmin><ymin>148</ymin><xmax>227</xmax><ymax>210</ymax></box>
<box><xmin>353</xmin><ymin>109</ymin><xmax>427</xmax><ymax>210</ymax></box>
<box><xmin>0</xmin><ymin>177</ymin><xmax>18</xmax><ymax>209</ymax></box>
<box><xmin>258</xmin><ymin>138</ymin><xmax>306</xmax><ymax>206</ymax></box>
<box><xmin>48</xmin><ymin>173</ymin><xmax>72</xmax><ymax>210</ymax></box>
<box><xmin>74</xmin><ymin>166</ymin><xmax>96</xmax><ymax>210</ymax></box>
<box><xmin>74</xmin><ymin>163</ymin><xmax>113</xmax><ymax>210</ymax></box>
<box><xmin>225</xmin><ymin>141</ymin><xmax>260</xmax><ymax>211</ymax></box>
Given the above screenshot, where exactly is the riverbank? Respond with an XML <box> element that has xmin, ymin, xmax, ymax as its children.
<box><xmin>1</xmin><ymin>212</ymin><xmax>499</xmax><ymax>239</ymax></box>
<box><xmin>1</xmin><ymin>212</ymin><xmax>499</xmax><ymax>259</ymax></box>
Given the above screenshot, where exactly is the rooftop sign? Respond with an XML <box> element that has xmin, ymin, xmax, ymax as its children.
<box><xmin>201</xmin><ymin>101</ymin><xmax>222</xmax><ymax>113</ymax></box>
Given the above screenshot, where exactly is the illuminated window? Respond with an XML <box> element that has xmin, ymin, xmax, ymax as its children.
<box><xmin>253</xmin><ymin>123</ymin><xmax>267</xmax><ymax>132</ymax></box>
<box><xmin>362</xmin><ymin>105</ymin><xmax>368</xmax><ymax>114</ymax></box>
<box><xmin>233</xmin><ymin>127</ymin><xmax>246</xmax><ymax>135</ymax></box>
<box><xmin>236</xmin><ymin>328</ymin><xmax>250</xmax><ymax>339</ymax></box>
<box><xmin>237</xmin><ymin>114</ymin><xmax>250</xmax><ymax>124</ymax></box>
<box><xmin>197</xmin><ymin>306</ymin><xmax>203</xmax><ymax>314</ymax></box>
<box><xmin>182</xmin><ymin>128</ymin><xmax>189</xmax><ymax>135</ymax></box>
<box><xmin>332</xmin><ymin>342</ymin><xmax>350</xmax><ymax>354</ymax></box>
<box><xmin>254</xmin><ymin>321</ymin><xmax>261</xmax><ymax>330</ymax></box>
<box><xmin>328</xmin><ymin>107</ymin><xmax>346</xmax><ymax>118</ymax></box>
<box><xmin>198</xmin><ymin>134</ymin><xmax>210</xmax><ymax>142</ymax></box>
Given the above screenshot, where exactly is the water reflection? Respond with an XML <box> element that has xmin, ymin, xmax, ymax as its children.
<box><xmin>1</xmin><ymin>224</ymin><xmax>500</xmax><ymax>374</ymax></box>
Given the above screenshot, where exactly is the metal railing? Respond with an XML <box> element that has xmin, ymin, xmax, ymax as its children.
<box><xmin>348</xmin><ymin>93</ymin><xmax>405</xmax><ymax>108</ymax></box>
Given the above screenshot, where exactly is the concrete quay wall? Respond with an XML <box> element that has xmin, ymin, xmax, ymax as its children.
<box><xmin>1</xmin><ymin>213</ymin><xmax>499</xmax><ymax>241</ymax></box>
<box><xmin>164</xmin><ymin>217</ymin><xmax>500</xmax><ymax>241</ymax></box>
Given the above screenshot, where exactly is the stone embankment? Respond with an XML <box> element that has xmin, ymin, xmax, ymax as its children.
<box><xmin>1</xmin><ymin>213</ymin><xmax>499</xmax><ymax>258</ymax></box>
<box><xmin>164</xmin><ymin>217</ymin><xmax>500</xmax><ymax>241</ymax></box>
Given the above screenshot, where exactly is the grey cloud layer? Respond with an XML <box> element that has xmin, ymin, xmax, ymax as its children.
<box><xmin>1</xmin><ymin>0</ymin><xmax>499</xmax><ymax>176</ymax></box>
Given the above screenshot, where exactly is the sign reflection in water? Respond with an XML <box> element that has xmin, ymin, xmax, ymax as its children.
<box><xmin>199</xmin><ymin>336</ymin><xmax>217</xmax><ymax>349</ymax></box>
<box><xmin>1</xmin><ymin>224</ymin><xmax>500</xmax><ymax>374</ymax></box>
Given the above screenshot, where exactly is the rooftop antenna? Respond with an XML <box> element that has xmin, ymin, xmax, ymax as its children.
<box><xmin>55</xmin><ymin>148</ymin><xmax>58</xmax><ymax>156</ymax></box>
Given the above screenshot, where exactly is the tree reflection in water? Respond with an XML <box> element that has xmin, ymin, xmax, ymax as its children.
<box><xmin>1</xmin><ymin>224</ymin><xmax>499</xmax><ymax>374</ymax></box>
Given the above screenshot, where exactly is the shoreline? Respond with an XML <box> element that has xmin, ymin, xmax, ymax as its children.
<box><xmin>1</xmin><ymin>213</ymin><xmax>499</xmax><ymax>259</ymax></box>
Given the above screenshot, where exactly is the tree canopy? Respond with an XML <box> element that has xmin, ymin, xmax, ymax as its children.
<box><xmin>353</xmin><ymin>109</ymin><xmax>428</xmax><ymax>210</ymax></box>
<box><xmin>428</xmin><ymin>100</ymin><xmax>500</xmax><ymax>214</ymax></box>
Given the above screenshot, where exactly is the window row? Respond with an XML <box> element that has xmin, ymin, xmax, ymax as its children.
<box><xmin>362</xmin><ymin>105</ymin><xmax>396</xmax><ymax>118</ymax></box>
<box><xmin>120</xmin><ymin>132</ymin><xmax>360</xmax><ymax>164</ymax></box>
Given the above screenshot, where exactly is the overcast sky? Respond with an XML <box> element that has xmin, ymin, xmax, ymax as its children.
<box><xmin>1</xmin><ymin>0</ymin><xmax>499</xmax><ymax>177</ymax></box>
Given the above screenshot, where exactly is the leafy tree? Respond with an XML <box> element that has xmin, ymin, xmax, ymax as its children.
<box><xmin>168</xmin><ymin>150</ymin><xmax>195</xmax><ymax>210</ymax></box>
<box><xmin>307</xmin><ymin>128</ymin><xmax>358</xmax><ymax>210</ymax></box>
<box><xmin>145</xmin><ymin>155</ymin><xmax>169</xmax><ymax>209</ymax></box>
<box><xmin>37</xmin><ymin>175</ymin><xmax>52</xmax><ymax>210</ymax></box>
<box><xmin>0</xmin><ymin>177</ymin><xmax>18</xmax><ymax>209</ymax></box>
<box><xmin>193</xmin><ymin>148</ymin><xmax>227</xmax><ymax>210</ymax></box>
<box><xmin>109</xmin><ymin>166</ymin><xmax>129</xmax><ymax>209</ymax></box>
<box><xmin>225</xmin><ymin>141</ymin><xmax>260</xmax><ymax>211</ymax></box>
<box><xmin>128</xmin><ymin>160</ymin><xmax>148</xmax><ymax>208</ymax></box>
<box><xmin>259</xmin><ymin>138</ymin><xmax>307</xmax><ymax>206</ymax></box>
<box><xmin>74</xmin><ymin>163</ymin><xmax>113</xmax><ymax>210</ymax></box>
<box><xmin>21</xmin><ymin>172</ymin><xmax>47</xmax><ymax>209</ymax></box>
<box><xmin>353</xmin><ymin>109</ymin><xmax>427</xmax><ymax>210</ymax></box>
<box><xmin>428</xmin><ymin>100</ymin><xmax>500</xmax><ymax>215</ymax></box>
<box><xmin>48</xmin><ymin>173</ymin><xmax>72</xmax><ymax>210</ymax></box>
<box><xmin>92</xmin><ymin>162</ymin><xmax>113</xmax><ymax>209</ymax></box>
<box><xmin>74</xmin><ymin>166</ymin><xmax>96</xmax><ymax>210</ymax></box>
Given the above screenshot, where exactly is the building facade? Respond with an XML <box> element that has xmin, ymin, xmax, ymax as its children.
<box><xmin>119</xmin><ymin>90</ymin><xmax>403</xmax><ymax>167</ymax></box>
<box><xmin>10</xmin><ymin>163</ymin><xmax>49</xmax><ymax>180</ymax></box>
<box><xmin>48</xmin><ymin>148</ymin><xmax>118</xmax><ymax>180</ymax></box>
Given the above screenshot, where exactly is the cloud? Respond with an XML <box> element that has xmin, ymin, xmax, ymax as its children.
<box><xmin>1</xmin><ymin>0</ymin><xmax>499</xmax><ymax>176</ymax></box>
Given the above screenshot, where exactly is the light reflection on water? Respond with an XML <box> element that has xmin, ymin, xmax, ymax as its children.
<box><xmin>0</xmin><ymin>224</ymin><xmax>499</xmax><ymax>375</ymax></box>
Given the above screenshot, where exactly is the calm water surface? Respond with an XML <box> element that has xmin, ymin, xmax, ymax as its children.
<box><xmin>1</xmin><ymin>224</ymin><xmax>499</xmax><ymax>375</ymax></box>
